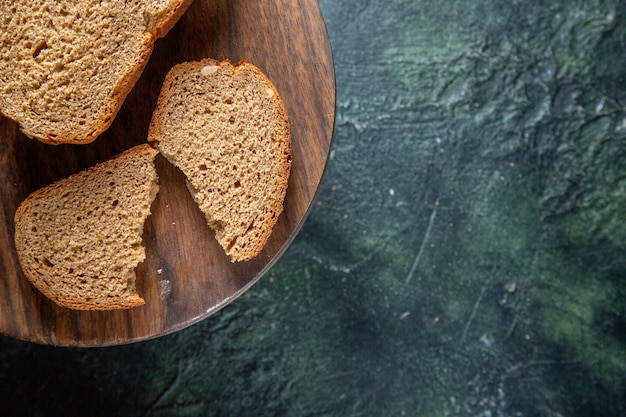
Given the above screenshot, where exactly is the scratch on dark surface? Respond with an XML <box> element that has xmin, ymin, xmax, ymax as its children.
<box><xmin>505</xmin><ymin>359</ymin><xmax>580</xmax><ymax>377</ymax></box>
<box><xmin>142</xmin><ymin>361</ymin><xmax>193</xmax><ymax>416</ymax></box>
<box><xmin>405</xmin><ymin>198</ymin><xmax>439</xmax><ymax>285</ymax></box>
<box><xmin>459</xmin><ymin>285</ymin><xmax>487</xmax><ymax>346</ymax></box>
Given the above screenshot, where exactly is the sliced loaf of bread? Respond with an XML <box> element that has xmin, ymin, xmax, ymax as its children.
<box><xmin>0</xmin><ymin>0</ymin><xmax>192</xmax><ymax>144</ymax></box>
<box><xmin>148</xmin><ymin>59</ymin><xmax>291</xmax><ymax>262</ymax></box>
<box><xmin>14</xmin><ymin>144</ymin><xmax>159</xmax><ymax>310</ymax></box>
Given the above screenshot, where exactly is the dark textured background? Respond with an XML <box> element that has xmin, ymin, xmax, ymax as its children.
<box><xmin>1</xmin><ymin>0</ymin><xmax>625</xmax><ymax>416</ymax></box>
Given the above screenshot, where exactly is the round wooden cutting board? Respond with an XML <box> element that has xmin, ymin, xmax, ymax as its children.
<box><xmin>0</xmin><ymin>0</ymin><xmax>335</xmax><ymax>346</ymax></box>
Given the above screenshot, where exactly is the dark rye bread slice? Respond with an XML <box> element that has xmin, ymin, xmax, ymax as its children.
<box><xmin>14</xmin><ymin>144</ymin><xmax>159</xmax><ymax>310</ymax></box>
<box><xmin>148</xmin><ymin>59</ymin><xmax>291</xmax><ymax>262</ymax></box>
<box><xmin>0</xmin><ymin>0</ymin><xmax>192</xmax><ymax>144</ymax></box>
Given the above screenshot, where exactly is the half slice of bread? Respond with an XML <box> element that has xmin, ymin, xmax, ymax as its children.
<box><xmin>14</xmin><ymin>144</ymin><xmax>159</xmax><ymax>310</ymax></box>
<box><xmin>0</xmin><ymin>0</ymin><xmax>192</xmax><ymax>144</ymax></box>
<box><xmin>148</xmin><ymin>59</ymin><xmax>291</xmax><ymax>262</ymax></box>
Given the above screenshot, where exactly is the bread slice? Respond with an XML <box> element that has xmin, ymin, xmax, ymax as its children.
<box><xmin>14</xmin><ymin>144</ymin><xmax>159</xmax><ymax>310</ymax></box>
<box><xmin>148</xmin><ymin>59</ymin><xmax>291</xmax><ymax>262</ymax></box>
<box><xmin>0</xmin><ymin>0</ymin><xmax>192</xmax><ymax>144</ymax></box>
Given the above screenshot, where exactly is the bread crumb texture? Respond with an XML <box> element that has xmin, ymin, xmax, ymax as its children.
<box><xmin>149</xmin><ymin>59</ymin><xmax>292</xmax><ymax>262</ymax></box>
<box><xmin>14</xmin><ymin>145</ymin><xmax>159</xmax><ymax>310</ymax></box>
<box><xmin>0</xmin><ymin>0</ymin><xmax>192</xmax><ymax>144</ymax></box>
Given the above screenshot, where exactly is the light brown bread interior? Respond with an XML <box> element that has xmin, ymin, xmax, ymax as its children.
<box><xmin>148</xmin><ymin>59</ymin><xmax>292</xmax><ymax>262</ymax></box>
<box><xmin>14</xmin><ymin>144</ymin><xmax>159</xmax><ymax>310</ymax></box>
<box><xmin>0</xmin><ymin>0</ymin><xmax>192</xmax><ymax>144</ymax></box>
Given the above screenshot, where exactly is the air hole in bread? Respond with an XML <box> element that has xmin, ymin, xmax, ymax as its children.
<box><xmin>42</xmin><ymin>257</ymin><xmax>54</xmax><ymax>268</ymax></box>
<box><xmin>234</xmin><ymin>180</ymin><xmax>241</xmax><ymax>188</ymax></box>
<box><xmin>198</xmin><ymin>164</ymin><xmax>208</xmax><ymax>171</ymax></box>
<box><xmin>111</xmin><ymin>199</ymin><xmax>119</xmax><ymax>207</ymax></box>
<box><xmin>32</xmin><ymin>40</ymin><xmax>49</xmax><ymax>59</ymax></box>
<box><xmin>228</xmin><ymin>116</ymin><xmax>236</xmax><ymax>124</ymax></box>
<box><xmin>211</xmin><ymin>220</ymin><xmax>225</xmax><ymax>233</ymax></box>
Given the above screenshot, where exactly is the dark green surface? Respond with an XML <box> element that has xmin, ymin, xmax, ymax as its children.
<box><xmin>1</xmin><ymin>0</ymin><xmax>625</xmax><ymax>415</ymax></box>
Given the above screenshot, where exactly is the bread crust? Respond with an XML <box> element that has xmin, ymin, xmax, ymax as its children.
<box><xmin>0</xmin><ymin>0</ymin><xmax>193</xmax><ymax>145</ymax></box>
<box><xmin>148</xmin><ymin>59</ymin><xmax>292</xmax><ymax>262</ymax></box>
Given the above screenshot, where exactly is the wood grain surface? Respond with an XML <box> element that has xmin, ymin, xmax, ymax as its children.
<box><xmin>0</xmin><ymin>0</ymin><xmax>335</xmax><ymax>346</ymax></box>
